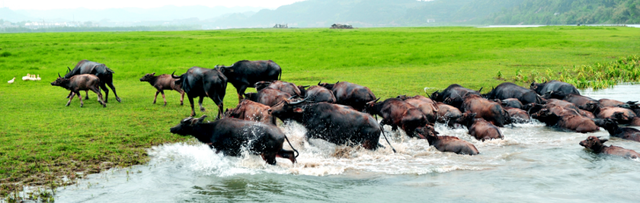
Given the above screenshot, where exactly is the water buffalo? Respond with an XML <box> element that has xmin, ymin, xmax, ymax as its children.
<box><xmin>172</xmin><ymin>67</ymin><xmax>227</xmax><ymax>118</ymax></box>
<box><xmin>435</xmin><ymin>102</ymin><xmax>462</xmax><ymax>123</ymax></box>
<box><xmin>416</xmin><ymin>126</ymin><xmax>479</xmax><ymax>155</ymax></box>
<box><xmin>255</xmin><ymin>80</ymin><xmax>303</xmax><ymax>97</ymax></box>
<box><xmin>140</xmin><ymin>72</ymin><xmax>184</xmax><ymax>106</ymax></box>
<box><xmin>504</xmin><ymin>107</ymin><xmax>531</xmax><ymax>123</ymax></box>
<box><xmin>397</xmin><ymin>95</ymin><xmax>438</xmax><ymax>124</ymax></box>
<box><xmin>51</xmin><ymin>74</ymin><xmax>106</xmax><ymax>107</ymax></box>
<box><xmin>598</xmin><ymin>99</ymin><xmax>636</xmax><ymax>109</ymax></box>
<box><xmin>318</xmin><ymin>81</ymin><xmax>376</xmax><ymax>111</ymax></box>
<box><xmin>531</xmin><ymin>107</ymin><xmax>599</xmax><ymax>133</ymax></box>
<box><xmin>64</xmin><ymin>60</ymin><xmax>121</xmax><ymax>103</ymax></box>
<box><xmin>460</xmin><ymin>94</ymin><xmax>510</xmax><ymax>127</ymax></box>
<box><xmin>430</xmin><ymin>84</ymin><xmax>481</xmax><ymax>109</ymax></box>
<box><xmin>579</xmin><ymin>136</ymin><xmax>640</xmax><ymax>159</ymax></box>
<box><xmin>495</xmin><ymin>98</ymin><xmax>524</xmax><ymax>109</ymax></box>
<box><xmin>170</xmin><ymin>115</ymin><xmax>297</xmax><ymax>165</ymax></box>
<box><xmin>224</xmin><ymin>100</ymin><xmax>276</xmax><ymax>125</ymax></box>
<box><xmin>270</xmin><ymin>100</ymin><xmax>381</xmax><ymax>150</ymax></box>
<box><xmin>530</xmin><ymin>80</ymin><xmax>580</xmax><ymax>95</ymax></box>
<box><xmin>301</xmin><ymin>85</ymin><xmax>336</xmax><ymax>103</ymax></box>
<box><xmin>484</xmin><ymin>82</ymin><xmax>543</xmax><ymax>105</ymax></box>
<box><xmin>456</xmin><ymin>113</ymin><xmax>504</xmax><ymax>141</ymax></box>
<box><xmin>245</xmin><ymin>88</ymin><xmax>291</xmax><ymax>107</ymax></box>
<box><xmin>598</xmin><ymin>119</ymin><xmax>640</xmax><ymax>142</ymax></box>
<box><xmin>365</xmin><ymin>98</ymin><xmax>429</xmax><ymax>139</ymax></box>
<box><xmin>216</xmin><ymin>60</ymin><xmax>282</xmax><ymax>101</ymax></box>
<box><xmin>560</xmin><ymin>94</ymin><xmax>599</xmax><ymax>112</ymax></box>
<box><xmin>595</xmin><ymin>107</ymin><xmax>637</xmax><ymax>124</ymax></box>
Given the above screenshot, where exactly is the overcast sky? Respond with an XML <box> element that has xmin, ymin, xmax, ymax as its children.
<box><xmin>2</xmin><ymin>0</ymin><xmax>305</xmax><ymax>10</ymax></box>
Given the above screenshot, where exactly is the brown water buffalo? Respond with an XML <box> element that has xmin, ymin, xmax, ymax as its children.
<box><xmin>172</xmin><ymin>67</ymin><xmax>227</xmax><ymax>118</ymax></box>
<box><xmin>51</xmin><ymin>74</ymin><xmax>106</xmax><ymax>107</ymax></box>
<box><xmin>430</xmin><ymin>84</ymin><xmax>481</xmax><ymax>109</ymax></box>
<box><xmin>580</xmin><ymin>136</ymin><xmax>640</xmax><ymax>159</ymax></box>
<box><xmin>595</xmin><ymin>107</ymin><xmax>637</xmax><ymax>124</ymax></box>
<box><xmin>365</xmin><ymin>98</ymin><xmax>429</xmax><ymax>138</ymax></box>
<box><xmin>530</xmin><ymin>80</ymin><xmax>580</xmax><ymax>95</ymax></box>
<box><xmin>598</xmin><ymin>119</ymin><xmax>640</xmax><ymax>142</ymax></box>
<box><xmin>461</xmin><ymin>94</ymin><xmax>510</xmax><ymax>127</ymax></box>
<box><xmin>318</xmin><ymin>81</ymin><xmax>376</xmax><ymax>111</ymax></box>
<box><xmin>598</xmin><ymin>99</ymin><xmax>635</xmax><ymax>109</ymax></box>
<box><xmin>140</xmin><ymin>72</ymin><xmax>184</xmax><ymax>106</ymax></box>
<box><xmin>532</xmin><ymin>107</ymin><xmax>599</xmax><ymax>133</ymax></box>
<box><xmin>301</xmin><ymin>85</ymin><xmax>336</xmax><ymax>103</ymax></box>
<box><xmin>170</xmin><ymin>116</ymin><xmax>297</xmax><ymax>165</ymax></box>
<box><xmin>436</xmin><ymin>102</ymin><xmax>463</xmax><ymax>123</ymax></box>
<box><xmin>563</xmin><ymin>94</ymin><xmax>598</xmax><ymax>112</ymax></box>
<box><xmin>397</xmin><ymin>95</ymin><xmax>438</xmax><ymax>124</ymax></box>
<box><xmin>456</xmin><ymin>113</ymin><xmax>504</xmax><ymax>141</ymax></box>
<box><xmin>416</xmin><ymin>126</ymin><xmax>479</xmax><ymax>155</ymax></box>
<box><xmin>215</xmin><ymin>60</ymin><xmax>282</xmax><ymax>101</ymax></box>
<box><xmin>484</xmin><ymin>82</ymin><xmax>543</xmax><ymax>105</ymax></box>
<box><xmin>224</xmin><ymin>100</ymin><xmax>276</xmax><ymax>125</ymax></box>
<box><xmin>255</xmin><ymin>80</ymin><xmax>303</xmax><ymax>97</ymax></box>
<box><xmin>245</xmin><ymin>88</ymin><xmax>291</xmax><ymax>107</ymax></box>
<box><xmin>504</xmin><ymin>107</ymin><xmax>531</xmax><ymax>123</ymax></box>
<box><xmin>64</xmin><ymin>60</ymin><xmax>121</xmax><ymax>103</ymax></box>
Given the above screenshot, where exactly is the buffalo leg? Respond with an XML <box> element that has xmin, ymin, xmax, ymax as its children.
<box><xmin>66</xmin><ymin>92</ymin><xmax>76</xmax><ymax>106</ymax></box>
<box><xmin>179</xmin><ymin>91</ymin><xmax>185</xmax><ymax>106</ymax></box>
<box><xmin>198</xmin><ymin>97</ymin><xmax>205</xmax><ymax>112</ymax></box>
<box><xmin>91</xmin><ymin>87</ymin><xmax>106</xmax><ymax>107</ymax></box>
<box><xmin>188</xmin><ymin>96</ymin><xmax>196</xmax><ymax>116</ymax></box>
<box><xmin>276</xmin><ymin>149</ymin><xmax>296</xmax><ymax>164</ymax></box>
<box><xmin>160</xmin><ymin>90</ymin><xmax>167</xmax><ymax>106</ymax></box>
<box><xmin>236</xmin><ymin>85</ymin><xmax>248</xmax><ymax>100</ymax></box>
<box><xmin>66</xmin><ymin>91</ymin><xmax>73</xmax><ymax>99</ymax></box>
<box><xmin>261</xmin><ymin>153</ymin><xmax>278</xmax><ymax>165</ymax></box>
<box><xmin>107</xmin><ymin>82</ymin><xmax>121</xmax><ymax>103</ymax></box>
<box><xmin>153</xmin><ymin>91</ymin><xmax>159</xmax><ymax>104</ymax></box>
<box><xmin>77</xmin><ymin>91</ymin><xmax>84</xmax><ymax>107</ymax></box>
<box><xmin>100</xmin><ymin>83</ymin><xmax>110</xmax><ymax>103</ymax></box>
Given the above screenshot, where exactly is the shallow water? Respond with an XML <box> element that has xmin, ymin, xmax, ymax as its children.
<box><xmin>56</xmin><ymin>85</ymin><xmax>640</xmax><ymax>202</ymax></box>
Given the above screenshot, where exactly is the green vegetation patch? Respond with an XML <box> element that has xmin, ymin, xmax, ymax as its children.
<box><xmin>0</xmin><ymin>27</ymin><xmax>639</xmax><ymax>199</ymax></box>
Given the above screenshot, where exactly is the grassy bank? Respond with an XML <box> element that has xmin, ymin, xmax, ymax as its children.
<box><xmin>1</xmin><ymin>26</ymin><xmax>639</xmax><ymax>198</ymax></box>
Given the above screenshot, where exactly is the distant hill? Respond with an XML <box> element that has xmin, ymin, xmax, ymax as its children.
<box><xmin>0</xmin><ymin>7</ymin><xmax>34</xmax><ymax>22</ymax></box>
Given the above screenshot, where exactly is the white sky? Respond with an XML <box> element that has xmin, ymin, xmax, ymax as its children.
<box><xmin>3</xmin><ymin>0</ymin><xmax>305</xmax><ymax>10</ymax></box>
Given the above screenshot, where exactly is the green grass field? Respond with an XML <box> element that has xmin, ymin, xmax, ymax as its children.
<box><xmin>1</xmin><ymin>26</ymin><xmax>639</xmax><ymax>195</ymax></box>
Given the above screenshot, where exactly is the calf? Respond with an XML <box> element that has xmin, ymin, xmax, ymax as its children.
<box><xmin>456</xmin><ymin>113</ymin><xmax>504</xmax><ymax>141</ymax></box>
<box><xmin>170</xmin><ymin>115</ymin><xmax>297</xmax><ymax>165</ymax></box>
<box><xmin>397</xmin><ymin>95</ymin><xmax>438</xmax><ymax>124</ymax></box>
<box><xmin>224</xmin><ymin>100</ymin><xmax>276</xmax><ymax>125</ymax></box>
<box><xmin>51</xmin><ymin>74</ymin><xmax>106</xmax><ymax>107</ymax></box>
<box><xmin>416</xmin><ymin>126</ymin><xmax>479</xmax><ymax>155</ymax></box>
<box><xmin>579</xmin><ymin>136</ymin><xmax>640</xmax><ymax>159</ymax></box>
<box><xmin>365</xmin><ymin>98</ymin><xmax>428</xmax><ymax>138</ymax></box>
<box><xmin>140</xmin><ymin>72</ymin><xmax>185</xmax><ymax>106</ymax></box>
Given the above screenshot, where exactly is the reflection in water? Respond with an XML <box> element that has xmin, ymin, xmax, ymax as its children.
<box><xmin>56</xmin><ymin>85</ymin><xmax>640</xmax><ymax>202</ymax></box>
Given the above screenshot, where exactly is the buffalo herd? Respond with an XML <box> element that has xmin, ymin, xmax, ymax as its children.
<box><xmin>51</xmin><ymin>60</ymin><xmax>640</xmax><ymax>165</ymax></box>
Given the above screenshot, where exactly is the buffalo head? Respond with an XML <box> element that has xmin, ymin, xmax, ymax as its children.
<box><xmin>429</xmin><ymin>90</ymin><xmax>440</xmax><ymax>101</ymax></box>
<box><xmin>50</xmin><ymin>73</ymin><xmax>68</xmax><ymax>86</ymax></box>
<box><xmin>170</xmin><ymin>115</ymin><xmax>208</xmax><ymax>136</ymax></box>
<box><xmin>579</xmin><ymin>136</ymin><xmax>607</xmax><ymax>152</ymax></box>
<box><xmin>139</xmin><ymin>73</ymin><xmax>156</xmax><ymax>82</ymax></box>
<box><xmin>270</xmin><ymin>98</ymin><xmax>306</xmax><ymax>120</ymax></box>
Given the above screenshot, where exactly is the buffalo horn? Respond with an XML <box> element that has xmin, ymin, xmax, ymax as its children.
<box><xmin>58</xmin><ymin>73</ymin><xmax>61</xmax><ymax>78</ymax></box>
<box><xmin>289</xmin><ymin>98</ymin><xmax>307</xmax><ymax>105</ymax></box>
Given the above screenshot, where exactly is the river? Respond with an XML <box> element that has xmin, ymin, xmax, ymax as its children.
<box><xmin>55</xmin><ymin>85</ymin><xmax>640</xmax><ymax>202</ymax></box>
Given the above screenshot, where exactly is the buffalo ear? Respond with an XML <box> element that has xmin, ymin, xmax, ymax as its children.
<box><xmin>293</xmin><ymin>107</ymin><xmax>304</xmax><ymax>113</ymax></box>
<box><xmin>192</xmin><ymin>115</ymin><xmax>207</xmax><ymax>124</ymax></box>
<box><xmin>152</xmin><ymin>72</ymin><xmax>156</xmax><ymax>76</ymax></box>
<box><xmin>600</xmin><ymin>138</ymin><xmax>608</xmax><ymax>144</ymax></box>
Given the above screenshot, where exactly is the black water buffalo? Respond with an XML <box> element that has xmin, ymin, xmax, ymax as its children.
<box><xmin>530</xmin><ymin>80</ymin><xmax>580</xmax><ymax>95</ymax></box>
<box><xmin>435</xmin><ymin>102</ymin><xmax>462</xmax><ymax>123</ymax></box>
<box><xmin>318</xmin><ymin>81</ymin><xmax>376</xmax><ymax>111</ymax></box>
<box><xmin>456</xmin><ymin>113</ymin><xmax>504</xmax><ymax>141</ymax></box>
<box><xmin>430</xmin><ymin>84</ymin><xmax>481</xmax><ymax>109</ymax></box>
<box><xmin>416</xmin><ymin>126</ymin><xmax>479</xmax><ymax>155</ymax></box>
<box><xmin>245</xmin><ymin>88</ymin><xmax>291</xmax><ymax>107</ymax></box>
<box><xmin>397</xmin><ymin>95</ymin><xmax>438</xmax><ymax>124</ymax></box>
<box><xmin>215</xmin><ymin>60</ymin><xmax>282</xmax><ymax>101</ymax></box>
<box><xmin>51</xmin><ymin>74</ymin><xmax>106</xmax><ymax>107</ymax></box>
<box><xmin>598</xmin><ymin>119</ymin><xmax>640</xmax><ymax>142</ymax></box>
<box><xmin>301</xmin><ymin>85</ymin><xmax>336</xmax><ymax>103</ymax></box>
<box><xmin>495</xmin><ymin>98</ymin><xmax>524</xmax><ymax>109</ymax></box>
<box><xmin>140</xmin><ymin>72</ymin><xmax>184</xmax><ymax>106</ymax></box>
<box><xmin>64</xmin><ymin>60</ymin><xmax>121</xmax><ymax>103</ymax></box>
<box><xmin>271</xmin><ymin>100</ymin><xmax>381</xmax><ymax>149</ymax></box>
<box><xmin>224</xmin><ymin>100</ymin><xmax>276</xmax><ymax>125</ymax></box>
<box><xmin>255</xmin><ymin>80</ymin><xmax>302</xmax><ymax>97</ymax></box>
<box><xmin>461</xmin><ymin>94</ymin><xmax>510</xmax><ymax>127</ymax></box>
<box><xmin>531</xmin><ymin>107</ymin><xmax>599</xmax><ymax>133</ymax></box>
<box><xmin>365</xmin><ymin>98</ymin><xmax>429</xmax><ymax>139</ymax></box>
<box><xmin>580</xmin><ymin>136</ymin><xmax>640</xmax><ymax>159</ymax></box>
<box><xmin>172</xmin><ymin>67</ymin><xmax>227</xmax><ymax>118</ymax></box>
<box><xmin>484</xmin><ymin>82</ymin><xmax>543</xmax><ymax>105</ymax></box>
<box><xmin>170</xmin><ymin>116</ymin><xmax>297</xmax><ymax>165</ymax></box>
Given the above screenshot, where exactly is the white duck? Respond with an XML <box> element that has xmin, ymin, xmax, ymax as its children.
<box><xmin>22</xmin><ymin>73</ymin><xmax>31</xmax><ymax>81</ymax></box>
<box><xmin>8</xmin><ymin>77</ymin><xmax>15</xmax><ymax>84</ymax></box>
<box><xmin>36</xmin><ymin>74</ymin><xmax>41</xmax><ymax>81</ymax></box>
